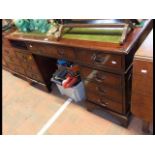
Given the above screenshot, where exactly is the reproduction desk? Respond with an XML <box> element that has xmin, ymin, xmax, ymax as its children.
<box><xmin>3</xmin><ymin>20</ymin><xmax>153</xmax><ymax>127</ymax></box>
<box><xmin>131</xmin><ymin>30</ymin><xmax>153</xmax><ymax>133</ymax></box>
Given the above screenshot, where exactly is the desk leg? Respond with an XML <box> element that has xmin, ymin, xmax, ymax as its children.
<box><xmin>142</xmin><ymin>120</ymin><xmax>150</xmax><ymax>133</ymax></box>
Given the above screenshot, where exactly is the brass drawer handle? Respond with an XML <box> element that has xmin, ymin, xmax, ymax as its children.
<box><xmin>91</xmin><ymin>53</ymin><xmax>106</xmax><ymax>63</ymax></box>
<box><xmin>92</xmin><ymin>54</ymin><xmax>105</xmax><ymax>63</ymax></box>
<box><xmin>28</xmin><ymin>55</ymin><xmax>32</xmax><ymax>60</ymax></box>
<box><xmin>98</xmin><ymin>99</ymin><xmax>108</xmax><ymax>107</ymax></box>
<box><xmin>95</xmin><ymin>74</ymin><xmax>106</xmax><ymax>82</ymax></box>
<box><xmin>95</xmin><ymin>77</ymin><xmax>103</xmax><ymax>82</ymax></box>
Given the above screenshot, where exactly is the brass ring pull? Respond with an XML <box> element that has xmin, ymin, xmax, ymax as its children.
<box><xmin>95</xmin><ymin>77</ymin><xmax>103</xmax><ymax>82</ymax></box>
<box><xmin>98</xmin><ymin>99</ymin><xmax>108</xmax><ymax>107</ymax></box>
<box><xmin>95</xmin><ymin>74</ymin><xmax>106</xmax><ymax>82</ymax></box>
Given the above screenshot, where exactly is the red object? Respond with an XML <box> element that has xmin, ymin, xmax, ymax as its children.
<box><xmin>65</xmin><ymin>77</ymin><xmax>78</xmax><ymax>88</ymax></box>
<box><xmin>62</xmin><ymin>65</ymin><xmax>80</xmax><ymax>88</ymax></box>
<box><xmin>62</xmin><ymin>76</ymin><xmax>72</xmax><ymax>88</ymax></box>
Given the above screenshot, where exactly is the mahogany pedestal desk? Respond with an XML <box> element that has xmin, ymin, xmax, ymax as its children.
<box><xmin>3</xmin><ymin>20</ymin><xmax>153</xmax><ymax>127</ymax></box>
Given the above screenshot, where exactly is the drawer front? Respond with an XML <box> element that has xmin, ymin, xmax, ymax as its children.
<box><xmin>21</xmin><ymin>62</ymin><xmax>40</xmax><ymax>74</ymax></box>
<box><xmin>26</xmin><ymin>42</ymin><xmax>75</xmax><ymax>60</ymax></box>
<box><xmin>9</xmin><ymin>40</ymin><xmax>28</xmax><ymax>50</ymax></box>
<box><xmin>87</xmin><ymin>91</ymin><xmax>123</xmax><ymax>113</ymax></box>
<box><xmin>131</xmin><ymin>92</ymin><xmax>153</xmax><ymax>121</ymax></box>
<box><xmin>80</xmin><ymin>66</ymin><xmax>122</xmax><ymax>88</ymax></box>
<box><xmin>133</xmin><ymin>59</ymin><xmax>153</xmax><ymax>78</ymax></box>
<box><xmin>3</xmin><ymin>49</ymin><xmax>20</xmax><ymax>65</ymax></box>
<box><xmin>27</xmin><ymin>42</ymin><xmax>58</xmax><ymax>58</ymax></box>
<box><xmin>132</xmin><ymin>74</ymin><xmax>153</xmax><ymax>95</ymax></box>
<box><xmin>57</xmin><ymin>47</ymin><xmax>75</xmax><ymax>60</ymax></box>
<box><xmin>15</xmin><ymin>52</ymin><xmax>40</xmax><ymax>73</ymax></box>
<box><xmin>25</xmin><ymin>71</ymin><xmax>44</xmax><ymax>83</ymax></box>
<box><xmin>76</xmin><ymin>50</ymin><xmax>122</xmax><ymax>71</ymax></box>
<box><xmin>26</xmin><ymin>42</ymin><xmax>40</xmax><ymax>51</ymax></box>
<box><xmin>15</xmin><ymin>52</ymin><xmax>43</xmax><ymax>81</ymax></box>
<box><xmin>84</xmin><ymin>81</ymin><xmax>122</xmax><ymax>103</ymax></box>
<box><xmin>8</xmin><ymin>63</ymin><xmax>25</xmax><ymax>75</ymax></box>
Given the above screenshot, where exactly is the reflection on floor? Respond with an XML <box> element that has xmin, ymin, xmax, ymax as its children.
<box><xmin>2</xmin><ymin>70</ymin><xmax>152</xmax><ymax>135</ymax></box>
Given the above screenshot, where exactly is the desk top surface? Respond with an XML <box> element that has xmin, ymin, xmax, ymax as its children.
<box><xmin>135</xmin><ymin>30</ymin><xmax>153</xmax><ymax>61</ymax></box>
<box><xmin>5</xmin><ymin>20</ymin><xmax>153</xmax><ymax>55</ymax></box>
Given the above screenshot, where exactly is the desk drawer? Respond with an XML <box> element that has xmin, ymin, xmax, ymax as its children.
<box><xmin>80</xmin><ymin>66</ymin><xmax>122</xmax><ymax>88</ymax></box>
<box><xmin>84</xmin><ymin>81</ymin><xmax>122</xmax><ymax>103</ymax></box>
<box><xmin>87</xmin><ymin>91</ymin><xmax>123</xmax><ymax>113</ymax></box>
<box><xmin>26</xmin><ymin>41</ymin><xmax>57</xmax><ymax>57</ymax></box>
<box><xmin>26</xmin><ymin>42</ymin><xmax>40</xmax><ymax>51</ymax></box>
<box><xmin>56</xmin><ymin>46</ymin><xmax>75</xmax><ymax>60</ymax></box>
<box><xmin>26</xmin><ymin>42</ymin><xmax>60</xmax><ymax>58</ymax></box>
<box><xmin>9</xmin><ymin>40</ymin><xmax>28</xmax><ymax>50</ymax></box>
<box><xmin>132</xmin><ymin>74</ymin><xmax>153</xmax><ymax>95</ymax></box>
<box><xmin>25</xmin><ymin>71</ymin><xmax>44</xmax><ymax>83</ymax></box>
<box><xmin>133</xmin><ymin>59</ymin><xmax>152</xmax><ymax>78</ymax></box>
<box><xmin>26</xmin><ymin>42</ymin><xmax>75</xmax><ymax>60</ymax></box>
<box><xmin>76</xmin><ymin>50</ymin><xmax>122</xmax><ymax>71</ymax></box>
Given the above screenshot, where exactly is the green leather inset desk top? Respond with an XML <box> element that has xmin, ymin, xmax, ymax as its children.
<box><xmin>63</xmin><ymin>33</ymin><xmax>121</xmax><ymax>43</ymax></box>
<box><xmin>62</xmin><ymin>28</ymin><xmax>122</xmax><ymax>43</ymax></box>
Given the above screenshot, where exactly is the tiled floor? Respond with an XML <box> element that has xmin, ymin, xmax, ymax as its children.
<box><xmin>2</xmin><ymin>70</ymin><xmax>152</xmax><ymax>135</ymax></box>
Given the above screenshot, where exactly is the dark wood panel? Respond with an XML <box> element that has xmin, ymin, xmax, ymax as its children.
<box><xmin>131</xmin><ymin>92</ymin><xmax>153</xmax><ymax>122</ymax></box>
<box><xmin>8</xmin><ymin>63</ymin><xmax>25</xmax><ymax>75</ymax></box>
<box><xmin>76</xmin><ymin>49</ymin><xmax>122</xmax><ymax>71</ymax></box>
<box><xmin>132</xmin><ymin>75</ymin><xmax>153</xmax><ymax>95</ymax></box>
<box><xmin>26</xmin><ymin>41</ymin><xmax>76</xmax><ymax>60</ymax></box>
<box><xmin>57</xmin><ymin>46</ymin><xmax>75</xmax><ymax>60</ymax></box>
<box><xmin>15</xmin><ymin>51</ymin><xmax>45</xmax><ymax>83</ymax></box>
<box><xmin>80</xmin><ymin>66</ymin><xmax>122</xmax><ymax>88</ymax></box>
<box><xmin>84</xmin><ymin>80</ymin><xmax>123</xmax><ymax>103</ymax></box>
<box><xmin>3</xmin><ymin>49</ymin><xmax>20</xmax><ymax>66</ymax></box>
<box><xmin>15</xmin><ymin>51</ymin><xmax>40</xmax><ymax>74</ymax></box>
<box><xmin>86</xmin><ymin>91</ymin><xmax>123</xmax><ymax>113</ymax></box>
<box><xmin>25</xmin><ymin>71</ymin><xmax>44</xmax><ymax>83</ymax></box>
<box><xmin>26</xmin><ymin>42</ymin><xmax>59</xmax><ymax>58</ymax></box>
<box><xmin>133</xmin><ymin>59</ymin><xmax>153</xmax><ymax>78</ymax></box>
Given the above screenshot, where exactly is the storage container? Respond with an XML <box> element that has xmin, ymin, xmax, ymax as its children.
<box><xmin>56</xmin><ymin>81</ymin><xmax>85</xmax><ymax>102</ymax></box>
